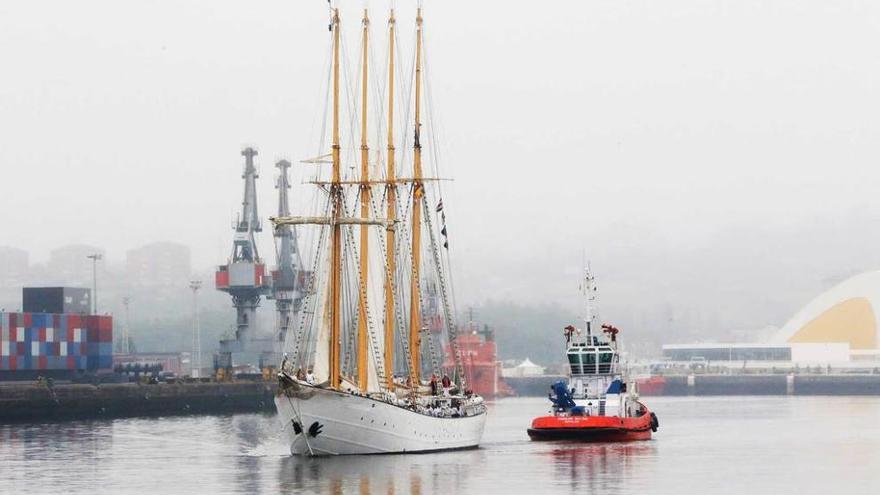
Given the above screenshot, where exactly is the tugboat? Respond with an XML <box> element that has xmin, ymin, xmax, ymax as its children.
<box><xmin>527</xmin><ymin>269</ymin><xmax>658</xmax><ymax>442</ymax></box>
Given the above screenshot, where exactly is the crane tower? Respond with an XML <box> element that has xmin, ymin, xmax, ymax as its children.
<box><xmin>215</xmin><ymin>147</ymin><xmax>272</xmax><ymax>375</ymax></box>
<box><xmin>269</xmin><ymin>159</ymin><xmax>307</xmax><ymax>350</ymax></box>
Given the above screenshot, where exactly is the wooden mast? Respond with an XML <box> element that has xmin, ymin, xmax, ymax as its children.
<box><xmin>383</xmin><ymin>9</ymin><xmax>397</xmax><ymax>390</ymax></box>
<box><xmin>329</xmin><ymin>7</ymin><xmax>342</xmax><ymax>389</ymax></box>
<box><xmin>409</xmin><ymin>8</ymin><xmax>424</xmax><ymax>385</ymax></box>
<box><xmin>356</xmin><ymin>8</ymin><xmax>370</xmax><ymax>390</ymax></box>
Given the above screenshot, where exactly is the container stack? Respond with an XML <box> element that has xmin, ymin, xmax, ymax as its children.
<box><xmin>0</xmin><ymin>312</ymin><xmax>113</xmax><ymax>376</ymax></box>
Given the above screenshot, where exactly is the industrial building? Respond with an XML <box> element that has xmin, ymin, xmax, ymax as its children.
<box><xmin>663</xmin><ymin>270</ymin><xmax>880</xmax><ymax>366</ymax></box>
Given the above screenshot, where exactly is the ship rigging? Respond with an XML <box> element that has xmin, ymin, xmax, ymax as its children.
<box><xmin>273</xmin><ymin>3</ymin><xmax>486</xmax><ymax>455</ymax></box>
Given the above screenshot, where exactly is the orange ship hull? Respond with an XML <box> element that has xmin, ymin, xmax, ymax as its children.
<box><xmin>527</xmin><ymin>407</ymin><xmax>655</xmax><ymax>442</ymax></box>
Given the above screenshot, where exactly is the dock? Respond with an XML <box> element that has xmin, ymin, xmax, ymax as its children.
<box><xmin>0</xmin><ymin>380</ymin><xmax>277</xmax><ymax>422</ymax></box>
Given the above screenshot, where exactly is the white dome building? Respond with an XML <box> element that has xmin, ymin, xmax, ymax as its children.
<box><xmin>773</xmin><ymin>270</ymin><xmax>880</xmax><ymax>361</ymax></box>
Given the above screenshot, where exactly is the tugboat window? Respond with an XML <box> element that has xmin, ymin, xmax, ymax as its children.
<box><xmin>568</xmin><ymin>353</ymin><xmax>582</xmax><ymax>374</ymax></box>
<box><xmin>599</xmin><ymin>352</ymin><xmax>613</xmax><ymax>373</ymax></box>
<box><xmin>584</xmin><ymin>352</ymin><xmax>597</xmax><ymax>374</ymax></box>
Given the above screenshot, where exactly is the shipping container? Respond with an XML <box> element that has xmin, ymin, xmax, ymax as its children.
<box><xmin>22</xmin><ymin>287</ymin><xmax>91</xmax><ymax>314</ymax></box>
<box><xmin>0</xmin><ymin>312</ymin><xmax>112</xmax><ymax>377</ymax></box>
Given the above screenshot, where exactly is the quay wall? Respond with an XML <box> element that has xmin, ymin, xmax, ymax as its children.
<box><xmin>507</xmin><ymin>374</ymin><xmax>880</xmax><ymax>397</ymax></box>
<box><xmin>0</xmin><ymin>381</ymin><xmax>277</xmax><ymax>422</ymax></box>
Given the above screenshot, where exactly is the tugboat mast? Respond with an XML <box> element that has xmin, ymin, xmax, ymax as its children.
<box><xmin>583</xmin><ymin>267</ymin><xmax>598</xmax><ymax>342</ymax></box>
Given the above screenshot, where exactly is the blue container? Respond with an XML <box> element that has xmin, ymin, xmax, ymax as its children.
<box><xmin>0</xmin><ymin>357</ymin><xmax>7</xmax><ymax>370</ymax></box>
<box><xmin>98</xmin><ymin>342</ymin><xmax>112</xmax><ymax>356</ymax></box>
<box><xmin>97</xmin><ymin>355</ymin><xmax>112</xmax><ymax>370</ymax></box>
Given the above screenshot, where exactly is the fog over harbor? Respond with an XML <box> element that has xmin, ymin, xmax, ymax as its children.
<box><xmin>3</xmin><ymin>0</ymin><xmax>880</xmax><ymax>362</ymax></box>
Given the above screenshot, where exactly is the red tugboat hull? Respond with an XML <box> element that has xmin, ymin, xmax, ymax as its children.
<box><xmin>528</xmin><ymin>407</ymin><xmax>656</xmax><ymax>442</ymax></box>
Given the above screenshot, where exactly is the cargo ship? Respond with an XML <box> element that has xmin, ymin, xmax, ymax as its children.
<box><xmin>443</xmin><ymin>323</ymin><xmax>514</xmax><ymax>399</ymax></box>
<box><xmin>528</xmin><ymin>269</ymin><xmax>659</xmax><ymax>442</ymax></box>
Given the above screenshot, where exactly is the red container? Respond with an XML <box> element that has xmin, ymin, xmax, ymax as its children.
<box><xmin>98</xmin><ymin>316</ymin><xmax>112</xmax><ymax>332</ymax></box>
<box><xmin>23</xmin><ymin>313</ymin><xmax>32</xmax><ymax>327</ymax></box>
<box><xmin>37</xmin><ymin>356</ymin><xmax>47</xmax><ymax>370</ymax></box>
<box><xmin>53</xmin><ymin>314</ymin><xmax>61</xmax><ymax>329</ymax></box>
<box><xmin>216</xmin><ymin>270</ymin><xmax>229</xmax><ymax>288</ymax></box>
<box><xmin>67</xmin><ymin>356</ymin><xmax>75</xmax><ymax>369</ymax></box>
<box><xmin>9</xmin><ymin>356</ymin><xmax>16</xmax><ymax>370</ymax></box>
<box><xmin>38</xmin><ymin>328</ymin><xmax>46</xmax><ymax>342</ymax></box>
<box><xmin>8</xmin><ymin>313</ymin><xmax>16</xmax><ymax>328</ymax></box>
<box><xmin>9</xmin><ymin>327</ymin><xmax>16</xmax><ymax>343</ymax></box>
<box><xmin>98</xmin><ymin>327</ymin><xmax>112</xmax><ymax>343</ymax></box>
<box><xmin>67</xmin><ymin>314</ymin><xmax>82</xmax><ymax>329</ymax></box>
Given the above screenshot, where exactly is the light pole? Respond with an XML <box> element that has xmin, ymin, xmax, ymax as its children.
<box><xmin>86</xmin><ymin>253</ymin><xmax>103</xmax><ymax>314</ymax></box>
<box><xmin>189</xmin><ymin>280</ymin><xmax>202</xmax><ymax>378</ymax></box>
<box><xmin>122</xmin><ymin>297</ymin><xmax>131</xmax><ymax>354</ymax></box>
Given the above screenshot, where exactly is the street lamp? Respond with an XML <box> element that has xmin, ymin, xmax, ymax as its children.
<box><xmin>189</xmin><ymin>280</ymin><xmax>203</xmax><ymax>378</ymax></box>
<box><xmin>122</xmin><ymin>296</ymin><xmax>131</xmax><ymax>354</ymax></box>
<box><xmin>86</xmin><ymin>253</ymin><xmax>103</xmax><ymax>314</ymax></box>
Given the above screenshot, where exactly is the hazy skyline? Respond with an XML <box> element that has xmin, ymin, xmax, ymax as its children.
<box><xmin>3</xmin><ymin>0</ymin><xmax>880</xmax><ymax>329</ymax></box>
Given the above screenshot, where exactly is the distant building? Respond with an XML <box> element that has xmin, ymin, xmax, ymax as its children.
<box><xmin>772</xmin><ymin>270</ymin><xmax>880</xmax><ymax>362</ymax></box>
<box><xmin>662</xmin><ymin>343</ymin><xmax>849</xmax><ymax>364</ymax></box>
<box><xmin>0</xmin><ymin>247</ymin><xmax>29</xmax><ymax>286</ymax></box>
<box><xmin>664</xmin><ymin>270</ymin><xmax>880</xmax><ymax>365</ymax></box>
<box><xmin>502</xmin><ymin>357</ymin><xmax>546</xmax><ymax>377</ymax></box>
<box><xmin>48</xmin><ymin>244</ymin><xmax>105</xmax><ymax>286</ymax></box>
<box><xmin>125</xmin><ymin>242</ymin><xmax>191</xmax><ymax>288</ymax></box>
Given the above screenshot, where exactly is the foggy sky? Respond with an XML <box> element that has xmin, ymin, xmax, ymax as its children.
<box><xmin>3</xmin><ymin>0</ymin><xmax>880</xmax><ymax>330</ymax></box>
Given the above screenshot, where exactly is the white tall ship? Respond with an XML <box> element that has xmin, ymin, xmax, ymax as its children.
<box><xmin>272</xmin><ymin>4</ymin><xmax>486</xmax><ymax>456</ymax></box>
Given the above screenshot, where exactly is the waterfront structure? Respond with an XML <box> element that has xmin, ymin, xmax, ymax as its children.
<box><xmin>773</xmin><ymin>270</ymin><xmax>880</xmax><ymax>362</ymax></box>
<box><xmin>269</xmin><ymin>159</ymin><xmax>307</xmax><ymax>356</ymax></box>
<box><xmin>215</xmin><ymin>147</ymin><xmax>274</xmax><ymax>373</ymax></box>
<box><xmin>663</xmin><ymin>270</ymin><xmax>880</xmax><ymax>366</ymax></box>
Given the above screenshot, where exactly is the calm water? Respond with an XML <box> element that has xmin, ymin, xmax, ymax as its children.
<box><xmin>2</xmin><ymin>396</ymin><xmax>880</xmax><ymax>494</ymax></box>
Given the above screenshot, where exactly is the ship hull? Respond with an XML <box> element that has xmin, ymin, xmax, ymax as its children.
<box><xmin>275</xmin><ymin>384</ymin><xmax>487</xmax><ymax>455</ymax></box>
<box><xmin>527</xmin><ymin>410</ymin><xmax>655</xmax><ymax>442</ymax></box>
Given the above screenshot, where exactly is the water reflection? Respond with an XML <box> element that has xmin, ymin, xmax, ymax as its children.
<box><xmin>546</xmin><ymin>441</ymin><xmax>656</xmax><ymax>492</ymax></box>
<box><xmin>276</xmin><ymin>450</ymin><xmax>475</xmax><ymax>495</ymax></box>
